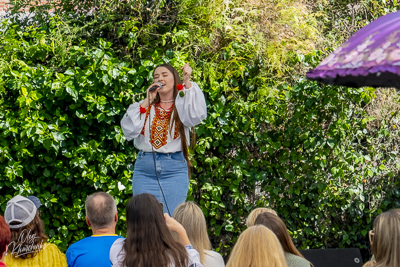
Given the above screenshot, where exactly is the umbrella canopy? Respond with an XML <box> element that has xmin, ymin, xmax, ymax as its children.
<box><xmin>306</xmin><ymin>11</ymin><xmax>400</xmax><ymax>88</ymax></box>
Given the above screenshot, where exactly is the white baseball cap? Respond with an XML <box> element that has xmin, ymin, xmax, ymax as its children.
<box><xmin>4</xmin><ymin>195</ymin><xmax>41</xmax><ymax>229</ymax></box>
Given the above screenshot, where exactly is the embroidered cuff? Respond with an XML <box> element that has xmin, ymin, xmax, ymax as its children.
<box><xmin>184</xmin><ymin>82</ymin><xmax>193</xmax><ymax>90</ymax></box>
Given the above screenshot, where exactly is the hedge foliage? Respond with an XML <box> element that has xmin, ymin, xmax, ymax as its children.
<box><xmin>0</xmin><ymin>0</ymin><xmax>400</xmax><ymax>260</ymax></box>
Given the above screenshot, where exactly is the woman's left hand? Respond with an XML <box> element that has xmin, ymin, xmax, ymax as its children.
<box><xmin>181</xmin><ymin>63</ymin><xmax>192</xmax><ymax>88</ymax></box>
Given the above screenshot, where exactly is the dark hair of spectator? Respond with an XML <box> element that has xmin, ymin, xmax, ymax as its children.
<box><xmin>122</xmin><ymin>193</ymin><xmax>189</xmax><ymax>267</ymax></box>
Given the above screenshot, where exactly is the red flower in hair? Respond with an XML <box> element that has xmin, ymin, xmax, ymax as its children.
<box><xmin>177</xmin><ymin>84</ymin><xmax>184</xmax><ymax>90</ymax></box>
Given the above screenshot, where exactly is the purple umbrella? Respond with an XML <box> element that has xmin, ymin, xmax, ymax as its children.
<box><xmin>306</xmin><ymin>11</ymin><xmax>400</xmax><ymax>88</ymax></box>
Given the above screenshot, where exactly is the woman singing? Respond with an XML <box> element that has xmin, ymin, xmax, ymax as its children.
<box><xmin>120</xmin><ymin>63</ymin><xmax>207</xmax><ymax>214</ymax></box>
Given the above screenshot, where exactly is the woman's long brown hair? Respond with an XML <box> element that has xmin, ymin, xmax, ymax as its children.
<box><xmin>254</xmin><ymin>212</ymin><xmax>313</xmax><ymax>266</ymax></box>
<box><xmin>122</xmin><ymin>193</ymin><xmax>189</xmax><ymax>267</ymax></box>
<box><xmin>7</xmin><ymin>211</ymin><xmax>48</xmax><ymax>259</ymax></box>
<box><xmin>153</xmin><ymin>64</ymin><xmax>196</xmax><ymax>174</ymax></box>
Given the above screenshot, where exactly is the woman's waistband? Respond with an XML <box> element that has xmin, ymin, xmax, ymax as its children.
<box><xmin>138</xmin><ymin>150</ymin><xmax>183</xmax><ymax>156</ymax></box>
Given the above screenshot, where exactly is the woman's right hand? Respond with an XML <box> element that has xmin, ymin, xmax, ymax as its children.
<box><xmin>140</xmin><ymin>83</ymin><xmax>161</xmax><ymax>108</ymax></box>
<box><xmin>164</xmin><ymin>213</ymin><xmax>191</xmax><ymax>246</ymax></box>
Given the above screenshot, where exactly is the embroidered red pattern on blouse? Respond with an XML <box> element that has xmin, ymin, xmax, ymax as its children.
<box><xmin>140</xmin><ymin>103</ymin><xmax>180</xmax><ymax>149</ymax></box>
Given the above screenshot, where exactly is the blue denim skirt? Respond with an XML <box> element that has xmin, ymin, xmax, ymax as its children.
<box><xmin>132</xmin><ymin>151</ymin><xmax>189</xmax><ymax>215</ymax></box>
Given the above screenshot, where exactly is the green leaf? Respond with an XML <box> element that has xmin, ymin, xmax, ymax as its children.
<box><xmin>103</xmin><ymin>74</ymin><xmax>111</xmax><ymax>85</ymax></box>
<box><xmin>52</xmin><ymin>132</ymin><xmax>65</xmax><ymax>142</ymax></box>
<box><xmin>110</xmin><ymin>68</ymin><xmax>120</xmax><ymax>79</ymax></box>
<box><xmin>134</xmin><ymin>75</ymin><xmax>144</xmax><ymax>87</ymax></box>
<box><xmin>225</xmin><ymin>225</ymin><xmax>234</xmax><ymax>232</ymax></box>
<box><xmin>43</xmin><ymin>139</ymin><xmax>52</xmax><ymax>150</ymax></box>
<box><xmin>29</xmin><ymin>91</ymin><xmax>42</xmax><ymax>100</ymax></box>
<box><xmin>65</xmin><ymin>68</ymin><xmax>75</xmax><ymax>76</ymax></box>
<box><xmin>21</xmin><ymin>87</ymin><xmax>28</xmax><ymax>96</ymax></box>
<box><xmin>66</xmin><ymin>82</ymin><xmax>78</xmax><ymax>100</ymax></box>
<box><xmin>43</xmin><ymin>169</ymin><xmax>51</xmax><ymax>177</ymax></box>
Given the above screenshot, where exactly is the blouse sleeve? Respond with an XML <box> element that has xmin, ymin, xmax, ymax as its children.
<box><xmin>120</xmin><ymin>101</ymin><xmax>146</xmax><ymax>141</ymax></box>
<box><xmin>175</xmin><ymin>82</ymin><xmax>207</xmax><ymax>127</ymax></box>
<box><xmin>109</xmin><ymin>238</ymin><xmax>125</xmax><ymax>267</ymax></box>
<box><xmin>185</xmin><ymin>245</ymin><xmax>204</xmax><ymax>267</ymax></box>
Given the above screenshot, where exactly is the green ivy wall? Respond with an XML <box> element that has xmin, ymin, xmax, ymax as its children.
<box><xmin>0</xmin><ymin>0</ymin><xmax>399</xmax><ymax>261</ymax></box>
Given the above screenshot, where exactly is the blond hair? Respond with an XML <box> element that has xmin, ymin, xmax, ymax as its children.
<box><xmin>173</xmin><ymin>202</ymin><xmax>212</xmax><ymax>265</ymax></box>
<box><xmin>246</xmin><ymin>208</ymin><xmax>277</xmax><ymax>227</ymax></box>
<box><xmin>254</xmin><ymin>212</ymin><xmax>312</xmax><ymax>266</ymax></box>
<box><xmin>362</xmin><ymin>260</ymin><xmax>376</xmax><ymax>267</ymax></box>
<box><xmin>227</xmin><ymin>225</ymin><xmax>287</xmax><ymax>267</ymax></box>
<box><xmin>369</xmin><ymin>209</ymin><xmax>400</xmax><ymax>267</ymax></box>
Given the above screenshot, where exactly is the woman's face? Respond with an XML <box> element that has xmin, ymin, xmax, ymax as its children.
<box><xmin>153</xmin><ymin>67</ymin><xmax>175</xmax><ymax>96</ymax></box>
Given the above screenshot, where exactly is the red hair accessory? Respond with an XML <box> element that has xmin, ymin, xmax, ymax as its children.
<box><xmin>140</xmin><ymin>106</ymin><xmax>147</xmax><ymax>114</ymax></box>
<box><xmin>177</xmin><ymin>84</ymin><xmax>184</xmax><ymax>90</ymax></box>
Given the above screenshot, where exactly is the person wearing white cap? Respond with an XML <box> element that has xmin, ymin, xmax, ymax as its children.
<box><xmin>3</xmin><ymin>195</ymin><xmax>67</xmax><ymax>267</ymax></box>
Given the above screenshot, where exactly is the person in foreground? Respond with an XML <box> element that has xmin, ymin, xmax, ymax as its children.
<box><xmin>254</xmin><ymin>212</ymin><xmax>312</xmax><ymax>267</ymax></box>
<box><xmin>120</xmin><ymin>63</ymin><xmax>207</xmax><ymax>214</ymax></box>
<box><xmin>362</xmin><ymin>209</ymin><xmax>400</xmax><ymax>267</ymax></box>
<box><xmin>173</xmin><ymin>202</ymin><xmax>225</xmax><ymax>267</ymax></box>
<box><xmin>226</xmin><ymin>225</ymin><xmax>287</xmax><ymax>267</ymax></box>
<box><xmin>66</xmin><ymin>192</ymin><xmax>123</xmax><ymax>267</ymax></box>
<box><xmin>4</xmin><ymin>195</ymin><xmax>67</xmax><ymax>267</ymax></box>
<box><xmin>0</xmin><ymin>215</ymin><xmax>10</xmax><ymax>267</ymax></box>
<box><xmin>109</xmin><ymin>193</ymin><xmax>203</xmax><ymax>267</ymax></box>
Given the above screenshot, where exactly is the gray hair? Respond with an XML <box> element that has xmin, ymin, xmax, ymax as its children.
<box><xmin>85</xmin><ymin>192</ymin><xmax>117</xmax><ymax>229</ymax></box>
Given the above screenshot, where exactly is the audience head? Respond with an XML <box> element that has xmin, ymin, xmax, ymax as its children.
<box><xmin>85</xmin><ymin>192</ymin><xmax>117</xmax><ymax>230</ymax></box>
<box><xmin>125</xmin><ymin>193</ymin><xmax>166</xmax><ymax>236</ymax></box>
<box><xmin>123</xmin><ymin>193</ymin><xmax>188</xmax><ymax>267</ymax></box>
<box><xmin>369</xmin><ymin>209</ymin><xmax>400</xmax><ymax>267</ymax></box>
<box><xmin>254</xmin><ymin>212</ymin><xmax>309</xmax><ymax>262</ymax></box>
<box><xmin>227</xmin><ymin>225</ymin><xmax>287</xmax><ymax>267</ymax></box>
<box><xmin>173</xmin><ymin>201</ymin><xmax>211</xmax><ymax>264</ymax></box>
<box><xmin>0</xmin><ymin>215</ymin><xmax>10</xmax><ymax>260</ymax></box>
<box><xmin>246</xmin><ymin>207</ymin><xmax>277</xmax><ymax>227</ymax></box>
<box><xmin>4</xmin><ymin>195</ymin><xmax>47</xmax><ymax>259</ymax></box>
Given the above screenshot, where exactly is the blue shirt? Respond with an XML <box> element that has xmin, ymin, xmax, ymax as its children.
<box><xmin>67</xmin><ymin>235</ymin><xmax>124</xmax><ymax>267</ymax></box>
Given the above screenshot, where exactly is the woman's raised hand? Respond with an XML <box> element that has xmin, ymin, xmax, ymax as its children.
<box><xmin>181</xmin><ymin>63</ymin><xmax>192</xmax><ymax>88</ymax></box>
<box><xmin>164</xmin><ymin>213</ymin><xmax>184</xmax><ymax>232</ymax></box>
<box><xmin>164</xmin><ymin>213</ymin><xmax>191</xmax><ymax>246</ymax></box>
